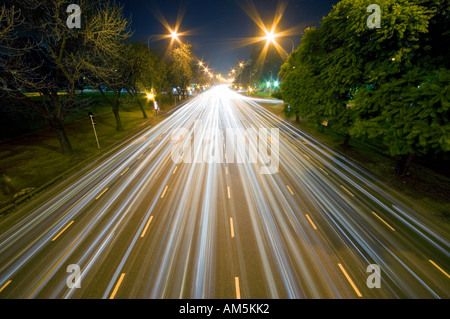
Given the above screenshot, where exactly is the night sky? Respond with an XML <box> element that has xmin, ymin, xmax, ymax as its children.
<box><xmin>119</xmin><ymin>0</ymin><xmax>340</xmax><ymax>74</ymax></box>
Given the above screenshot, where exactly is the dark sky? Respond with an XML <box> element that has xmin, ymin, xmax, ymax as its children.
<box><xmin>119</xmin><ymin>0</ymin><xmax>340</xmax><ymax>74</ymax></box>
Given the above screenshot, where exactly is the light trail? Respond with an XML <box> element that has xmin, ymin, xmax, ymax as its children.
<box><xmin>0</xmin><ymin>85</ymin><xmax>448</xmax><ymax>299</ymax></box>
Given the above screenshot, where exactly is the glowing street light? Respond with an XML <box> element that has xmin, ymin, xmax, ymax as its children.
<box><xmin>263</xmin><ymin>30</ymin><xmax>277</xmax><ymax>44</ymax></box>
<box><xmin>170</xmin><ymin>30</ymin><xmax>179</xmax><ymax>40</ymax></box>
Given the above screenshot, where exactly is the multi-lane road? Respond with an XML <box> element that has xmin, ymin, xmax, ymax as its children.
<box><xmin>0</xmin><ymin>85</ymin><xmax>448</xmax><ymax>299</ymax></box>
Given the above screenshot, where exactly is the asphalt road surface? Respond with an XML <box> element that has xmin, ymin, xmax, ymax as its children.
<box><xmin>0</xmin><ymin>85</ymin><xmax>448</xmax><ymax>299</ymax></box>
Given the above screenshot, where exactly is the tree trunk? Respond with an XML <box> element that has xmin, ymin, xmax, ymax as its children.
<box><xmin>343</xmin><ymin>133</ymin><xmax>351</xmax><ymax>146</ymax></box>
<box><xmin>49</xmin><ymin>117</ymin><xmax>72</xmax><ymax>155</ymax></box>
<box><xmin>137</xmin><ymin>99</ymin><xmax>147</xmax><ymax>119</ymax></box>
<box><xmin>394</xmin><ymin>153</ymin><xmax>415</xmax><ymax>176</ymax></box>
<box><xmin>127</xmin><ymin>88</ymin><xmax>147</xmax><ymax>119</ymax></box>
<box><xmin>112</xmin><ymin>104</ymin><xmax>123</xmax><ymax>131</ymax></box>
<box><xmin>295</xmin><ymin>113</ymin><xmax>299</xmax><ymax>122</ymax></box>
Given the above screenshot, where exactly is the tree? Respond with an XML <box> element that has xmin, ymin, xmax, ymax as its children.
<box><xmin>279</xmin><ymin>0</ymin><xmax>449</xmax><ymax>175</ymax></box>
<box><xmin>86</xmin><ymin>1</ymin><xmax>132</xmax><ymax>131</ymax></box>
<box><xmin>347</xmin><ymin>0</ymin><xmax>449</xmax><ymax>174</ymax></box>
<box><xmin>167</xmin><ymin>42</ymin><xmax>195</xmax><ymax>98</ymax></box>
<box><xmin>121</xmin><ymin>42</ymin><xmax>166</xmax><ymax>119</ymax></box>
<box><xmin>279</xmin><ymin>27</ymin><xmax>324</xmax><ymax>123</ymax></box>
<box><xmin>0</xmin><ymin>0</ymin><xmax>132</xmax><ymax>152</ymax></box>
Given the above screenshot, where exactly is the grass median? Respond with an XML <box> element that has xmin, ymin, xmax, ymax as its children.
<box><xmin>0</xmin><ymin>92</ymin><xmax>180</xmax><ymax>213</ymax></box>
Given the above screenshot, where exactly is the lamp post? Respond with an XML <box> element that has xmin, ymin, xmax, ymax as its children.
<box><xmin>289</xmin><ymin>39</ymin><xmax>295</xmax><ymax>53</ymax></box>
<box><xmin>88</xmin><ymin>112</ymin><xmax>100</xmax><ymax>149</ymax></box>
<box><xmin>239</xmin><ymin>61</ymin><xmax>244</xmax><ymax>87</ymax></box>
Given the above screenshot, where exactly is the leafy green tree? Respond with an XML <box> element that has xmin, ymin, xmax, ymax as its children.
<box><xmin>279</xmin><ymin>0</ymin><xmax>449</xmax><ymax>174</ymax></box>
<box><xmin>167</xmin><ymin>43</ymin><xmax>195</xmax><ymax>98</ymax></box>
<box><xmin>279</xmin><ymin>27</ymin><xmax>324</xmax><ymax>123</ymax></box>
<box><xmin>121</xmin><ymin>42</ymin><xmax>166</xmax><ymax>118</ymax></box>
<box><xmin>348</xmin><ymin>0</ymin><xmax>449</xmax><ymax>174</ymax></box>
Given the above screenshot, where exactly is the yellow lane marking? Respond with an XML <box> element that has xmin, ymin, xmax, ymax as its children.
<box><xmin>230</xmin><ymin>218</ymin><xmax>235</xmax><ymax>238</ymax></box>
<box><xmin>227</xmin><ymin>186</ymin><xmax>231</xmax><ymax>199</ymax></box>
<box><xmin>371</xmin><ymin>211</ymin><xmax>395</xmax><ymax>231</ymax></box>
<box><xmin>138</xmin><ymin>153</ymin><xmax>144</xmax><ymax>160</ymax></box>
<box><xmin>120</xmin><ymin>167</ymin><xmax>130</xmax><ymax>176</ymax></box>
<box><xmin>0</xmin><ymin>280</ymin><xmax>12</xmax><ymax>293</ymax></box>
<box><xmin>226</xmin><ymin>166</ymin><xmax>228</xmax><ymax>175</ymax></box>
<box><xmin>96</xmin><ymin>188</ymin><xmax>109</xmax><ymax>200</ymax></box>
<box><xmin>286</xmin><ymin>185</ymin><xmax>294</xmax><ymax>195</ymax></box>
<box><xmin>109</xmin><ymin>273</ymin><xmax>126</xmax><ymax>299</ymax></box>
<box><xmin>319</xmin><ymin>167</ymin><xmax>328</xmax><ymax>175</ymax></box>
<box><xmin>305</xmin><ymin>214</ymin><xmax>317</xmax><ymax>230</ymax></box>
<box><xmin>52</xmin><ymin>221</ymin><xmax>74</xmax><ymax>242</ymax></box>
<box><xmin>429</xmin><ymin>260</ymin><xmax>450</xmax><ymax>278</ymax></box>
<box><xmin>338</xmin><ymin>263</ymin><xmax>362</xmax><ymax>297</ymax></box>
<box><xmin>341</xmin><ymin>185</ymin><xmax>355</xmax><ymax>197</ymax></box>
<box><xmin>235</xmin><ymin>277</ymin><xmax>241</xmax><ymax>299</ymax></box>
<box><xmin>161</xmin><ymin>186</ymin><xmax>169</xmax><ymax>199</ymax></box>
<box><xmin>173</xmin><ymin>166</ymin><xmax>178</xmax><ymax>174</ymax></box>
<box><xmin>140</xmin><ymin>216</ymin><xmax>154</xmax><ymax>238</ymax></box>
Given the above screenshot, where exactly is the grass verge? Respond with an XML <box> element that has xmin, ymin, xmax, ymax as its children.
<box><xmin>0</xmin><ymin>93</ymin><xmax>181</xmax><ymax>213</ymax></box>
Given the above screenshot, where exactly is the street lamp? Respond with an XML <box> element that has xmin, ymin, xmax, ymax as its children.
<box><xmin>170</xmin><ymin>30</ymin><xmax>179</xmax><ymax>41</ymax></box>
<box><xmin>264</xmin><ymin>30</ymin><xmax>277</xmax><ymax>44</ymax></box>
<box><xmin>289</xmin><ymin>39</ymin><xmax>295</xmax><ymax>53</ymax></box>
